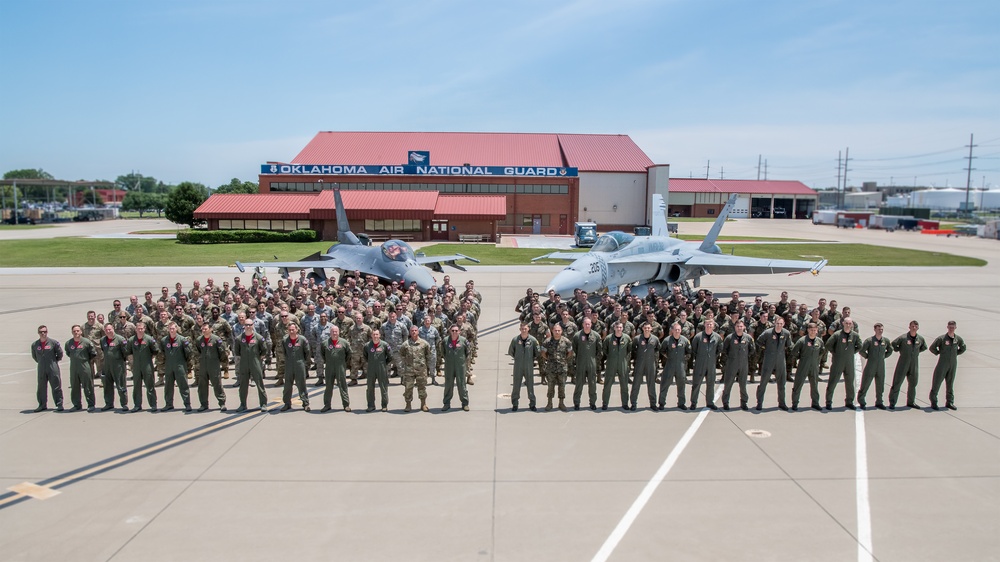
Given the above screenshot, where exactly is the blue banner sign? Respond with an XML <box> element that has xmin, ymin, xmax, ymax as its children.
<box><xmin>261</xmin><ymin>164</ymin><xmax>578</xmax><ymax>177</ymax></box>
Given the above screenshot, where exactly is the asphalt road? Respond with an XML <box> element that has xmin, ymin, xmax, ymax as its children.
<box><xmin>0</xmin><ymin>220</ymin><xmax>997</xmax><ymax>561</ymax></box>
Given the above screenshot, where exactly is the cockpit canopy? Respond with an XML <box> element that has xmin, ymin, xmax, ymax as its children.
<box><xmin>381</xmin><ymin>240</ymin><xmax>416</xmax><ymax>262</ymax></box>
<box><xmin>592</xmin><ymin>231</ymin><xmax>634</xmax><ymax>253</ymax></box>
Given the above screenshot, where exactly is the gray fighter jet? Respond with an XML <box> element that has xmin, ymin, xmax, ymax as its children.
<box><xmin>235</xmin><ymin>189</ymin><xmax>479</xmax><ymax>292</ymax></box>
<box><xmin>534</xmin><ymin>194</ymin><xmax>827</xmax><ymax>297</ymax></box>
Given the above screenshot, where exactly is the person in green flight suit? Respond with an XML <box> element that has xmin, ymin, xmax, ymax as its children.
<box><xmin>442</xmin><ymin>324</ymin><xmax>472</xmax><ymax>412</ymax></box>
<box><xmin>65</xmin><ymin>324</ymin><xmax>98</xmax><ymax>411</ymax></box>
<box><xmin>320</xmin><ymin>325</ymin><xmax>353</xmax><ymax>412</ymax></box>
<box><xmin>30</xmin><ymin>324</ymin><xmax>63</xmax><ymax>412</ymax></box>
<box><xmin>755</xmin><ymin>316</ymin><xmax>794</xmax><ymax>411</ymax></box>
<box><xmin>508</xmin><ymin>323</ymin><xmax>540</xmax><ymax>412</ymax></box>
<box><xmin>791</xmin><ymin>322</ymin><xmax>825</xmax><ymax>411</ymax></box>
<box><xmin>659</xmin><ymin>322</ymin><xmax>692</xmax><ymax>411</ymax></box>
<box><xmin>629</xmin><ymin>323</ymin><xmax>660</xmax><ymax>411</ymax></box>
<box><xmin>364</xmin><ymin>329</ymin><xmax>393</xmax><ymax>412</ymax></box>
<box><xmin>279</xmin><ymin>323</ymin><xmax>311</xmax><ymax>412</ymax></box>
<box><xmin>127</xmin><ymin>322</ymin><xmax>159</xmax><ymax>412</ymax></box>
<box><xmin>196</xmin><ymin>323</ymin><xmax>228</xmax><ymax>412</ymax></box>
<box><xmin>161</xmin><ymin>322</ymin><xmax>193</xmax><ymax>412</ymax></box>
<box><xmin>889</xmin><ymin>320</ymin><xmax>927</xmax><ymax>410</ymax></box>
<box><xmin>100</xmin><ymin>323</ymin><xmax>129</xmax><ymax>411</ymax></box>
<box><xmin>602</xmin><ymin>322</ymin><xmax>632</xmax><ymax>411</ymax></box>
<box><xmin>858</xmin><ymin>322</ymin><xmax>893</xmax><ymax>410</ymax></box>
<box><xmin>234</xmin><ymin>318</ymin><xmax>269</xmax><ymax>412</ymax></box>
<box><xmin>690</xmin><ymin>319</ymin><xmax>724</xmax><ymax>410</ymax></box>
<box><xmin>720</xmin><ymin>319</ymin><xmax>755</xmax><ymax>411</ymax></box>
<box><xmin>824</xmin><ymin>318</ymin><xmax>864</xmax><ymax>410</ymax></box>
<box><xmin>928</xmin><ymin>320</ymin><xmax>967</xmax><ymax>410</ymax></box>
<box><xmin>571</xmin><ymin>318</ymin><xmax>602</xmax><ymax>411</ymax></box>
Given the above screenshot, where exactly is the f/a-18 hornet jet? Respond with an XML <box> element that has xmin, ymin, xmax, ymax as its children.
<box><xmin>534</xmin><ymin>194</ymin><xmax>827</xmax><ymax>298</ymax></box>
<box><xmin>236</xmin><ymin>188</ymin><xmax>479</xmax><ymax>292</ymax></box>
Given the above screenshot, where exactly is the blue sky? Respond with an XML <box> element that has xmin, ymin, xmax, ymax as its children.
<box><xmin>2</xmin><ymin>0</ymin><xmax>998</xmax><ymax>189</ymax></box>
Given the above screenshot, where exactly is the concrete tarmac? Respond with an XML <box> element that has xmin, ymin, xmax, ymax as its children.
<box><xmin>0</xmin><ymin>220</ymin><xmax>997</xmax><ymax>561</ymax></box>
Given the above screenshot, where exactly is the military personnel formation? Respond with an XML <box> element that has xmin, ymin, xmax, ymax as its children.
<box><xmin>29</xmin><ymin>276</ymin><xmax>967</xmax><ymax>416</ymax></box>
<box><xmin>508</xmin><ymin>286</ymin><xmax>967</xmax><ymax>413</ymax></box>
<box><xmin>30</xmin><ymin>272</ymin><xmax>482</xmax><ymax>414</ymax></box>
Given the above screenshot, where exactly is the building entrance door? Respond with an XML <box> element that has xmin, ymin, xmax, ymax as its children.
<box><xmin>431</xmin><ymin>220</ymin><xmax>449</xmax><ymax>240</ymax></box>
<box><xmin>532</xmin><ymin>216</ymin><xmax>541</xmax><ymax>234</ymax></box>
<box><xmin>559</xmin><ymin>214</ymin><xmax>568</xmax><ymax>234</ymax></box>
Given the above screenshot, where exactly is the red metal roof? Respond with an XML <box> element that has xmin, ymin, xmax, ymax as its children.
<box><xmin>669</xmin><ymin>179</ymin><xmax>817</xmax><ymax>196</ymax></box>
<box><xmin>309</xmin><ymin>190</ymin><xmax>438</xmax><ymax>220</ymax></box>
<box><xmin>434</xmin><ymin>195</ymin><xmax>507</xmax><ymax>219</ymax></box>
<box><xmin>195</xmin><ymin>191</ymin><xmax>503</xmax><ymax>222</ymax></box>
<box><xmin>288</xmin><ymin>131</ymin><xmax>654</xmax><ymax>173</ymax></box>
<box><xmin>557</xmin><ymin>134</ymin><xmax>654</xmax><ymax>172</ymax></box>
<box><xmin>194</xmin><ymin>193</ymin><xmax>317</xmax><ymax>219</ymax></box>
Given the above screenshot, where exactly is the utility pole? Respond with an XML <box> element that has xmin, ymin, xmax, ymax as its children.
<box><xmin>705</xmin><ymin>160</ymin><xmax>711</xmax><ymax>180</ymax></box>
<box><xmin>763</xmin><ymin>159</ymin><xmax>768</xmax><ymax>180</ymax></box>
<box><xmin>964</xmin><ymin>133</ymin><xmax>976</xmax><ymax>212</ymax></box>
<box><xmin>720</xmin><ymin>167</ymin><xmax>725</xmax><ymax>180</ymax></box>
<box><xmin>842</xmin><ymin>147</ymin><xmax>850</xmax><ymax>209</ymax></box>
<box><xmin>12</xmin><ymin>180</ymin><xmax>18</xmax><ymax>225</ymax></box>
<box><xmin>836</xmin><ymin>151</ymin><xmax>842</xmax><ymax>207</ymax></box>
<box><xmin>757</xmin><ymin>154</ymin><xmax>762</xmax><ymax>181</ymax></box>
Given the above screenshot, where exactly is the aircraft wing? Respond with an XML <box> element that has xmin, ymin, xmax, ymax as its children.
<box><xmin>684</xmin><ymin>255</ymin><xmax>828</xmax><ymax>276</ymax></box>
<box><xmin>415</xmin><ymin>253</ymin><xmax>481</xmax><ymax>272</ymax></box>
<box><xmin>531</xmin><ymin>252</ymin><xmax>589</xmax><ymax>262</ymax></box>
<box><xmin>607</xmin><ymin>252</ymin><xmax>689</xmax><ymax>265</ymax></box>
<box><xmin>235</xmin><ymin>256</ymin><xmax>346</xmax><ymax>273</ymax></box>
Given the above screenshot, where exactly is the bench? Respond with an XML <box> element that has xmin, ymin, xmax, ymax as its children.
<box><xmin>459</xmin><ymin>234</ymin><xmax>486</xmax><ymax>243</ymax></box>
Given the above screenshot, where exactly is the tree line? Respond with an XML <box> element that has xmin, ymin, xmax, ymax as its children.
<box><xmin>3</xmin><ymin>169</ymin><xmax>258</xmax><ymax>225</ymax></box>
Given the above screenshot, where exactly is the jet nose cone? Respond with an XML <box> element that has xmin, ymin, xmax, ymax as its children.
<box><xmin>546</xmin><ymin>268</ymin><xmax>586</xmax><ymax>298</ymax></box>
<box><xmin>404</xmin><ymin>266</ymin><xmax>436</xmax><ymax>293</ymax></box>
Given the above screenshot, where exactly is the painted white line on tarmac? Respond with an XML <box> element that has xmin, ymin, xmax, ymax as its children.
<box><xmin>854</xmin><ymin>354</ymin><xmax>874</xmax><ymax>562</ymax></box>
<box><xmin>592</xmin><ymin>387</ymin><xmax>723</xmax><ymax>562</ymax></box>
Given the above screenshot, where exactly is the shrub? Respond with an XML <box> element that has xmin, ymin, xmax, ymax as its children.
<box><xmin>176</xmin><ymin>229</ymin><xmax>317</xmax><ymax>244</ymax></box>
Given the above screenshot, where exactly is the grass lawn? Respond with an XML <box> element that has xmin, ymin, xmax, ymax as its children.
<box><xmin>0</xmin><ymin>239</ymin><xmax>986</xmax><ymax>268</ymax></box>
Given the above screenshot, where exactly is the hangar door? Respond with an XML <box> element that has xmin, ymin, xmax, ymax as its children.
<box><xmin>729</xmin><ymin>195</ymin><xmax>750</xmax><ymax>218</ymax></box>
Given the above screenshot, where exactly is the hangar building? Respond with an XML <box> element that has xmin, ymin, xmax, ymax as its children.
<box><xmin>195</xmin><ymin>131</ymin><xmax>817</xmax><ymax>240</ymax></box>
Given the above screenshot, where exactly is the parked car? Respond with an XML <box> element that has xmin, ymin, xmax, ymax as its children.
<box><xmin>3</xmin><ymin>214</ymin><xmax>36</xmax><ymax>225</ymax></box>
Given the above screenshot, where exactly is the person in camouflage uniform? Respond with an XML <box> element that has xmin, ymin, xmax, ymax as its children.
<box><xmin>456</xmin><ymin>313</ymin><xmax>477</xmax><ymax>386</ymax></box>
<box><xmin>83</xmin><ymin>311</ymin><xmax>104</xmax><ymax>379</ymax></box>
<box><xmin>210</xmin><ymin>307</ymin><xmax>233</xmax><ymax>380</ymax></box>
<box><xmin>418</xmin><ymin>315</ymin><xmax>441</xmax><ymax>385</ymax></box>
<box><xmin>381</xmin><ymin>310</ymin><xmax>408</xmax><ymax>378</ymax></box>
<box><xmin>541</xmin><ymin>324</ymin><xmax>573</xmax><ymax>412</ymax></box>
<box><xmin>347</xmin><ymin>313</ymin><xmax>372</xmax><ymax>386</ymax></box>
<box><xmin>399</xmin><ymin>326</ymin><xmax>432</xmax><ymax>412</ymax></box>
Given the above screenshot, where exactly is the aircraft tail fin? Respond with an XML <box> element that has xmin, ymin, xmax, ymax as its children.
<box><xmin>698</xmin><ymin>194</ymin><xmax>738</xmax><ymax>253</ymax></box>
<box><xmin>651</xmin><ymin>194</ymin><xmax>668</xmax><ymax>237</ymax></box>
<box><xmin>334</xmin><ymin>188</ymin><xmax>361</xmax><ymax>245</ymax></box>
